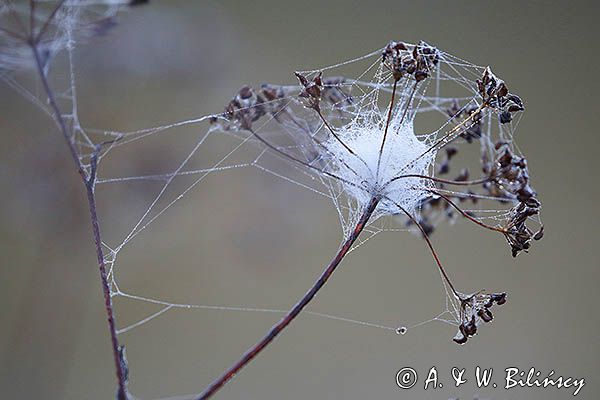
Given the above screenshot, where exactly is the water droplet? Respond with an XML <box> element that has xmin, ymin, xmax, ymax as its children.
<box><xmin>395</xmin><ymin>326</ymin><xmax>407</xmax><ymax>335</ymax></box>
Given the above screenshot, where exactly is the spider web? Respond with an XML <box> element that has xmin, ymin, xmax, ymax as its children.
<box><xmin>2</xmin><ymin>2</ymin><xmax>543</xmax><ymax>397</ymax></box>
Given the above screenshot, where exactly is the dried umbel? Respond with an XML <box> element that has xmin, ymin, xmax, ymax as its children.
<box><xmin>0</xmin><ymin>1</ymin><xmax>546</xmax><ymax>394</ymax></box>
<box><xmin>212</xmin><ymin>38</ymin><xmax>542</xmax><ymax>346</ymax></box>
<box><xmin>205</xmin><ymin>39</ymin><xmax>544</xmax><ymax>397</ymax></box>
<box><xmin>382</xmin><ymin>40</ymin><xmax>439</xmax><ymax>81</ymax></box>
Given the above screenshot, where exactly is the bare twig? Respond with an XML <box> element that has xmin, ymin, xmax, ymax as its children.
<box><xmin>383</xmin><ymin>195</ymin><xmax>459</xmax><ymax>297</ymax></box>
<box><xmin>30</xmin><ymin>32</ymin><xmax>128</xmax><ymax>400</ymax></box>
<box><xmin>376</xmin><ymin>77</ymin><xmax>398</xmax><ymax>179</ymax></box>
<box><xmin>196</xmin><ymin>195</ymin><xmax>381</xmax><ymax>400</ymax></box>
<box><xmin>386</xmin><ymin>174</ymin><xmax>490</xmax><ymax>187</ymax></box>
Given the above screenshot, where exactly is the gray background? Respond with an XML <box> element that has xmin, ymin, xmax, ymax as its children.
<box><xmin>1</xmin><ymin>1</ymin><xmax>598</xmax><ymax>399</ymax></box>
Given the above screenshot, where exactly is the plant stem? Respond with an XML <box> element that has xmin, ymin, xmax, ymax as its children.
<box><xmin>376</xmin><ymin>78</ymin><xmax>398</xmax><ymax>180</ymax></box>
<box><xmin>31</xmin><ymin>42</ymin><xmax>128</xmax><ymax>400</ymax></box>
<box><xmin>196</xmin><ymin>195</ymin><xmax>381</xmax><ymax>400</ymax></box>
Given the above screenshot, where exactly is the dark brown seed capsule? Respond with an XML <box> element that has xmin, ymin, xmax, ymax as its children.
<box><xmin>499</xmin><ymin>111</ymin><xmax>512</xmax><ymax>124</ymax></box>
<box><xmin>478</xmin><ymin>308</ymin><xmax>494</xmax><ymax>323</ymax></box>
<box><xmin>533</xmin><ymin>226</ymin><xmax>544</xmax><ymax>240</ymax></box>
<box><xmin>453</xmin><ymin>331</ymin><xmax>468</xmax><ymax>345</ymax></box>
<box><xmin>492</xmin><ymin>292</ymin><xmax>507</xmax><ymax>305</ymax></box>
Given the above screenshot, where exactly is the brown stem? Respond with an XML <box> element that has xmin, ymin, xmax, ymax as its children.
<box><xmin>247</xmin><ymin>127</ymin><xmax>363</xmax><ymax>191</ymax></box>
<box><xmin>34</xmin><ymin>0</ymin><xmax>66</xmax><ymax>43</ymax></box>
<box><xmin>287</xmin><ymin>117</ymin><xmax>361</xmax><ymax>178</ymax></box>
<box><xmin>394</xmin><ymin>81</ymin><xmax>418</xmax><ymax>136</ymax></box>
<box><xmin>31</xmin><ymin>40</ymin><xmax>128</xmax><ymax>400</ymax></box>
<box><xmin>386</xmin><ymin>174</ymin><xmax>490</xmax><ymax>187</ymax></box>
<box><xmin>316</xmin><ymin>108</ymin><xmax>356</xmax><ymax>157</ymax></box>
<box><xmin>376</xmin><ymin>78</ymin><xmax>398</xmax><ymax>179</ymax></box>
<box><xmin>396</xmin><ymin>103</ymin><xmax>486</xmax><ymax>177</ymax></box>
<box><xmin>315</xmin><ymin>108</ymin><xmax>373</xmax><ymax>176</ymax></box>
<box><xmin>429</xmin><ymin>189</ymin><xmax>507</xmax><ymax>234</ymax></box>
<box><xmin>195</xmin><ymin>196</ymin><xmax>380</xmax><ymax>400</ymax></box>
<box><xmin>383</xmin><ymin>195</ymin><xmax>459</xmax><ymax>297</ymax></box>
<box><xmin>431</xmin><ymin>104</ymin><xmax>486</xmax><ymax>152</ymax></box>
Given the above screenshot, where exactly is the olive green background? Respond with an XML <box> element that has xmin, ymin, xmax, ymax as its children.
<box><xmin>1</xmin><ymin>1</ymin><xmax>598</xmax><ymax>399</ymax></box>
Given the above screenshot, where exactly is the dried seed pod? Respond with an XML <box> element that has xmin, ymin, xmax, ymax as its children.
<box><xmin>446</xmin><ymin>146</ymin><xmax>458</xmax><ymax>159</ymax></box>
<box><xmin>453</xmin><ymin>330</ymin><xmax>468</xmax><ymax>345</ymax></box>
<box><xmin>296</xmin><ymin>71</ymin><xmax>323</xmax><ymax>111</ymax></box>
<box><xmin>478</xmin><ymin>308</ymin><xmax>494</xmax><ymax>323</ymax></box>
<box><xmin>453</xmin><ymin>291</ymin><xmax>507</xmax><ymax>344</ymax></box>
<box><xmin>382</xmin><ymin>41</ymin><xmax>439</xmax><ymax>82</ymax></box>
<box><xmin>491</xmin><ymin>292</ymin><xmax>507</xmax><ymax>305</ymax></box>
<box><xmin>533</xmin><ymin>226</ymin><xmax>545</xmax><ymax>241</ymax></box>
<box><xmin>477</xmin><ymin>67</ymin><xmax>524</xmax><ymax>123</ymax></box>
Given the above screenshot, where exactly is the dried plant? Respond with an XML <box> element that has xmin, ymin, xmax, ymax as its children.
<box><xmin>2</xmin><ymin>3</ymin><xmax>544</xmax><ymax>399</ymax></box>
<box><xmin>202</xmin><ymin>40</ymin><xmax>543</xmax><ymax>396</ymax></box>
<box><xmin>1</xmin><ymin>1</ymin><xmax>143</xmax><ymax>398</ymax></box>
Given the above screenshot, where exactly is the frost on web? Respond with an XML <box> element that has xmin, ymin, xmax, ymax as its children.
<box><xmin>2</xmin><ymin>2</ymin><xmax>544</xmax><ymax>385</ymax></box>
<box><xmin>205</xmin><ymin>41</ymin><xmax>543</xmax><ymax>343</ymax></box>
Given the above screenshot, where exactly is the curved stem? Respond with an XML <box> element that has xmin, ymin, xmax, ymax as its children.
<box><xmin>394</xmin><ymin>81</ymin><xmax>418</xmax><ymax>135</ymax></box>
<box><xmin>396</xmin><ymin>103</ymin><xmax>486</xmax><ymax>176</ymax></box>
<box><xmin>376</xmin><ymin>78</ymin><xmax>398</xmax><ymax>179</ymax></box>
<box><xmin>316</xmin><ymin>108</ymin><xmax>355</xmax><ymax>157</ymax></box>
<box><xmin>385</xmin><ymin>174</ymin><xmax>490</xmax><ymax>188</ymax></box>
<box><xmin>315</xmin><ymin>108</ymin><xmax>373</xmax><ymax>176</ymax></box>
<box><xmin>247</xmin><ymin>127</ymin><xmax>364</xmax><ymax>192</ymax></box>
<box><xmin>31</xmin><ymin>40</ymin><xmax>128</xmax><ymax>399</ymax></box>
<box><xmin>429</xmin><ymin>189</ymin><xmax>507</xmax><ymax>234</ymax></box>
<box><xmin>383</xmin><ymin>195</ymin><xmax>459</xmax><ymax>297</ymax></box>
<box><xmin>195</xmin><ymin>196</ymin><xmax>380</xmax><ymax>400</ymax></box>
<box><xmin>34</xmin><ymin>0</ymin><xmax>66</xmax><ymax>43</ymax></box>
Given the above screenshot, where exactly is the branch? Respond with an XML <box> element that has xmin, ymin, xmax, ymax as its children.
<box><xmin>30</xmin><ymin>37</ymin><xmax>129</xmax><ymax>400</ymax></box>
<box><xmin>386</xmin><ymin>174</ymin><xmax>490</xmax><ymax>187</ymax></box>
<box><xmin>429</xmin><ymin>189</ymin><xmax>507</xmax><ymax>234</ymax></box>
<box><xmin>195</xmin><ymin>196</ymin><xmax>381</xmax><ymax>399</ymax></box>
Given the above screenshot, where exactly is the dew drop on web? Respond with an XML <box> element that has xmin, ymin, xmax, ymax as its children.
<box><xmin>395</xmin><ymin>326</ymin><xmax>407</xmax><ymax>335</ymax></box>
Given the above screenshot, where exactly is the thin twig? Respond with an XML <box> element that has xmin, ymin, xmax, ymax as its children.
<box><xmin>376</xmin><ymin>78</ymin><xmax>398</xmax><ymax>180</ymax></box>
<box><xmin>30</xmin><ymin>32</ymin><xmax>128</xmax><ymax>400</ymax></box>
<box><xmin>394</xmin><ymin>80</ymin><xmax>418</xmax><ymax>136</ymax></box>
<box><xmin>34</xmin><ymin>0</ymin><xmax>66</xmax><ymax>44</ymax></box>
<box><xmin>247</xmin><ymin>127</ymin><xmax>363</xmax><ymax>191</ymax></box>
<box><xmin>394</xmin><ymin>103</ymin><xmax>486</xmax><ymax>178</ymax></box>
<box><xmin>386</xmin><ymin>174</ymin><xmax>490</xmax><ymax>187</ymax></box>
<box><xmin>383</xmin><ymin>195</ymin><xmax>459</xmax><ymax>297</ymax></box>
<box><xmin>195</xmin><ymin>195</ymin><xmax>381</xmax><ymax>400</ymax></box>
<box><xmin>429</xmin><ymin>189</ymin><xmax>507</xmax><ymax>234</ymax></box>
<box><xmin>315</xmin><ymin>108</ymin><xmax>373</xmax><ymax>176</ymax></box>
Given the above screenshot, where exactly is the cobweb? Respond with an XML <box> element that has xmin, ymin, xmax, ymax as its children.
<box><xmin>2</xmin><ymin>2</ymin><xmax>543</xmax><ymax>397</ymax></box>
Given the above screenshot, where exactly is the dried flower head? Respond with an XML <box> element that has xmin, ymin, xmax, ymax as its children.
<box><xmin>211</xmin><ymin>40</ymin><xmax>543</xmax><ymax>346</ymax></box>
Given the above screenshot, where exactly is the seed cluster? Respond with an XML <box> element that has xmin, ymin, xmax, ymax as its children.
<box><xmin>382</xmin><ymin>40</ymin><xmax>440</xmax><ymax>82</ymax></box>
<box><xmin>454</xmin><ymin>291</ymin><xmax>507</xmax><ymax>345</ymax></box>
<box><xmin>212</xmin><ymin>40</ymin><xmax>543</xmax><ymax>345</ymax></box>
<box><xmin>477</xmin><ymin>67</ymin><xmax>525</xmax><ymax>124</ymax></box>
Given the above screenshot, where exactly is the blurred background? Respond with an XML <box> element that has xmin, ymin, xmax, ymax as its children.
<box><xmin>0</xmin><ymin>1</ymin><xmax>598</xmax><ymax>399</ymax></box>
